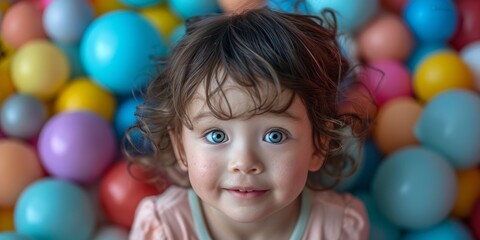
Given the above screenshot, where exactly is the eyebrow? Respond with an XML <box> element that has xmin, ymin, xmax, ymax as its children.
<box><xmin>191</xmin><ymin>110</ymin><xmax>302</xmax><ymax>122</ymax></box>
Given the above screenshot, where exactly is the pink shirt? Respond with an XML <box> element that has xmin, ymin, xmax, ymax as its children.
<box><xmin>129</xmin><ymin>186</ymin><xmax>369</xmax><ymax>240</ymax></box>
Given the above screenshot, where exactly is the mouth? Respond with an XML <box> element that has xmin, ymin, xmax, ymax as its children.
<box><xmin>226</xmin><ymin>187</ymin><xmax>269</xmax><ymax>199</ymax></box>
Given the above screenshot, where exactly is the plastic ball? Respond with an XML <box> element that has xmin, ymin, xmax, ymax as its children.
<box><xmin>0</xmin><ymin>232</ymin><xmax>33</xmax><ymax>240</ymax></box>
<box><xmin>1</xmin><ymin>94</ymin><xmax>48</xmax><ymax>139</ymax></box>
<box><xmin>38</xmin><ymin>111</ymin><xmax>117</xmax><ymax>184</ymax></box>
<box><xmin>449</xmin><ymin>0</ymin><xmax>480</xmax><ymax>50</ymax></box>
<box><xmin>113</xmin><ymin>97</ymin><xmax>142</xmax><ymax>139</ymax></box>
<box><xmin>0</xmin><ymin>56</ymin><xmax>15</xmax><ymax>105</ymax></box>
<box><xmin>414</xmin><ymin>90</ymin><xmax>480</xmax><ymax>169</ymax></box>
<box><xmin>169</xmin><ymin>24</ymin><xmax>186</xmax><ymax>46</ymax></box>
<box><xmin>35</xmin><ymin>0</ymin><xmax>53</xmax><ymax>12</ymax></box>
<box><xmin>403</xmin><ymin>0</ymin><xmax>458</xmax><ymax>43</ymax></box>
<box><xmin>140</xmin><ymin>5</ymin><xmax>182</xmax><ymax>42</ymax></box>
<box><xmin>406</xmin><ymin>42</ymin><xmax>447</xmax><ymax>72</ymax></box>
<box><xmin>403</xmin><ymin>219</ymin><xmax>473</xmax><ymax>240</ymax></box>
<box><xmin>1</xmin><ymin>1</ymin><xmax>47</xmax><ymax>49</ymax></box>
<box><xmin>413</xmin><ymin>51</ymin><xmax>475</xmax><ymax>103</ymax></box>
<box><xmin>100</xmin><ymin>160</ymin><xmax>163</xmax><ymax>228</ymax></box>
<box><xmin>11</xmin><ymin>40</ymin><xmax>70</xmax><ymax>100</ymax></box>
<box><xmin>357</xmin><ymin>13</ymin><xmax>413</xmax><ymax>62</ymax></box>
<box><xmin>305</xmin><ymin>0</ymin><xmax>379</xmax><ymax>33</ymax></box>
<box><xmin>43</xmin><ymin>0</ymin><xmax>94</xmax><ymax>43</ymax></box>
<box><xmin>0</xmin><ymin>207</ymin><xmax>14</xmax><ymax>231</ymax></box>
<box><xmin>15</xmin><ymin>178</ymin><xmax>96</xmax><ymax>240</ymax></box>
<box><xmin>267</xmin><ymin>0</ymin><xmax>308</xmax><ymax>14</ymax></box>
<box><xmin>56</xmin><ymin>42</ymin><xmax>86</xmax><ymax>79</ymax></box>
<box><xmin>91</xmin><ymin>0</ymin><xmax>127</xmax><ymax>16</ymax></box>
<box><xmin>380</xmin><ymin>0</ymin><xmax>408</xmax><ymax>14</ymax></box>
<box><xmin>120</xmin><ymin>0</ymin><xmax>163</xmax><ymax>8</ymax></box>
<box><xmin>373</xmin><ymin>97</ymin><xmax>422</xmax><ymax>155</ymax></box>
<box><xmin>451</xmin><ymin>168</ymin><xmax>480</xmax><ymax>218</ymax></box>
<box><xmin>371</xmin><ymin>146</ymin><xmax>458</xmax><ymax>229</ymax></box>
<box><xmin>355</xmin><ymin>191</ymin><xmax>402</xmax><ymax>240</ymax></box>
<box><xmin>469</xmin><ymin>198</ymin><xmax>480</xmax><ymax>239</ymax></box>
<box><xmin>460</xmin><ymin>41</ymin><xmax>480</xmax><ymax>90</ymax></box>
<box><xmin>55</xmin><ymin>78</ymin><xmax>117</xmax><ymax>122</ymax></box>
<box><xmin>0</xmin><ymin>140</ymin><xmax>44</xmax><ymax>207</ymax></box>
<box><xmin>169</xmin><ymin>0</ymin><xmax>220</xmax><ymax>19</ymax></box>
<box><xmin>337</xmin><ymin>33</ymin><xmax>359</xmax><ymax>65</ymax></box>
<box><xmin>360</xmin><ymin>59</ymin><xmax>412</xmax><ymax>107</ymax></box>
<box><xmin>80</xmin><ymin>10</ymin><xmax>167</xmax><ymax>95</ymax></box>
<box><xmin>218</xmin><ymin>0</ymin><xmax>266</xmax><ymax>13</ymax></box>
<box><xmin>92</xmin><ymin>225</ymin><xmax>129</xmax><ymax>240</ymax></box>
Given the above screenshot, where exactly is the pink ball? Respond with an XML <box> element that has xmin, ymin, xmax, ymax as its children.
<box><xmin>360</xmin><ymin>59</ymin><xmax>413</xmax><ymax>107</ymax></box>
<box><xmin>38</xmin><ymin>111</ymin><xmax>117</xmax><ymax>185</ymax></box>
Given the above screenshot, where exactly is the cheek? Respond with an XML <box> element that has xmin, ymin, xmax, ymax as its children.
<box><xmin>268</xmin><ymin>150</ymin><xmax>311</xmax><ymax>186</ymax></box>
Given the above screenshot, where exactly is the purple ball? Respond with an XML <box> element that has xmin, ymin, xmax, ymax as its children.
<box><xmin>38</xmin><ymin>111</ymin><xmax>117</xmax><ymax>184</ymax></box>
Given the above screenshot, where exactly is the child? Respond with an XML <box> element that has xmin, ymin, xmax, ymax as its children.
<box><xmin>127</xmin><ymin>6</ymin><xmax>370</xmax><ymax>240</ymax></box>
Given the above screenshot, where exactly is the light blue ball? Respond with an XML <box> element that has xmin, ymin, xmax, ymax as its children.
<box><xmin>120</xmin><ymin>0</ymin><xmax>163</xmax><ymax>8</ymax></box>
<box><xmin>403</xmin><ymin>219</ymin><xmax>474</xmax><ymax>240</ymax></box>
<box><xmin>354</xmin><ymin>191</ymin><xmax>401</xmax><ymax>240</ymax></box>
<box><xmin>15</xmin><ymin>178</ymin><xmax>96</xmax><ymax>240</ymax></box>
<box><xmin>81</xmin><ymin>10</ymin><xmax>167</xmax><ymax>96</ymax></box>
<box><xmin>56</xmin><ymin>42</ymin><xmax>86</xmax><ymax>79</ymax></box>
<box><xmin>168</xmin><ymin>0</ymin><xmax>220</xmax><ymax>20</ymax></box>
<box><xmin>403</xmin><ymin>0</ymin><xmax>458</xmax><ymax>43</ymax></box>
<box><xmin>267</xmin><ymin>0</ymin><xmax>308</xmax><ymax>14</ymax></box>
<box><xmin>169</xmin><ymin>24</ymin><xmax>186</xmax><ymax>47</ymax></box>
<box><xmin>371</xmin><ymin>146</ymin><xmax>457</xmax><ymax>230</ymax></box>
<box><xmin>0</xmin><ymin>94</ymin><xmax>48</xmax><ymax>139</ymax></box>
<box><xmin>406</xmin><ymin>42</ymin><xmax>448</xmax><ymax>72</ymax></box>
<box><xmin>305</xmin><ymin>0</ymin><xmax>379</xmax><ymax>33</ymax></box>
<box><xmin>414</xmin><ymin>90</ymin><xmax>480</xmax><ymax>169</ymax></box>
<box><xmin>114</xmin><ymin>97</ymin><xmax>143</xmax><ymax>140</ymax></box>
<box><xmin>43</xmin><ymin>0</ymin><xmax>95</xmax><ymax>43</ymax></box>
<box><xmin>0</xmin><ymin>232</ymin><xmax>33</xmax><ymax>240</ymax></box>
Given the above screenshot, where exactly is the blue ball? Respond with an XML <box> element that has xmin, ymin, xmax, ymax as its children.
<box><xmin>267</xmin><ymin>0</ymin><xmax>308</xmax><ymax>14</ymax></box>
<box><xmin>169</xmin><ymin>24</ymin><xmax>186</xmax><ymax>47</ymax></box>
<box><xmin>81</xmin><ymin>10</ymin><xmax>167</xmax><ymax>96</ymax></box>
<box><xmin>43</xmin><ymin>0</ymin><xmax>95</xmax><ymax>43</ymax></box>
<box><xmin>169</xmin><ymin>0</ymin><xmax>220</xmax><ymax>20</ymax></box>
<box><xmin>15</xmin><ymin>178</ymin><xmax>96</xmax><ymax>240</ymax></box>
<box><xmin>0</xmin><ymin>232</ymin><xmax>33</xmax><ymax>240</ymax></box>
<box><xmin>56</xmin><ymin>42</ymin><xmax>86</xmax><ymax>79</ymax></box>
<box><xmin>403</xmin><ymin>219</ymin><xmax>474</xmax><ymax>240</ymax></box>
<box><xmin>403</xmin><ymin>0</ymin><xmax>458</xmax><ymax>43</ymax></box>
<box><xmin>114</xmin><ymin>97</ymin><xmax>143</xmax><ymax>140</ymax></box>
<box><xmin>0</xmin><ymin>94</ymin><xmax>48</xmax><ymax>139</ymax></box>
<box><xmin>371</xmin><ymin>146</ymin><xmax>457</xmax><ymax>230</ymax></box>
<box><xmin>120</xmin><ymin>0</ymin><xmax>164</xmax><ymax>8</ymax></box>
<box><xmin>414</xmin><ymin>90</ymin><xmax>480</xmax><ymax>169</ymax></box>
<box><xmin>305</xmin><ymin>0</ymin><xmax>379</xmax><ymax>33</ymax></box>
<box><xmin>406</xmin><ymin>42</ymin><xmax>448</xmax><ymax>72</ymax></box>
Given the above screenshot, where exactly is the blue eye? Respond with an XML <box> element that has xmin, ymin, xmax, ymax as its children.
<box><xmin>264</xmin><ymin>130</ymin><xmax>286</xmax><ymax>144</ymax></box>
<box><xmin>205</xmin><ymin>130</ymin><xmax>227</xmax><ymax>143</ymax></box>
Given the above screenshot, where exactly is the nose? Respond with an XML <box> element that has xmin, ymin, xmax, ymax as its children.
<box><xmin>228</xmin><ymin>145</ymin><xmax>265</xmax><ymax>175</ymax></box>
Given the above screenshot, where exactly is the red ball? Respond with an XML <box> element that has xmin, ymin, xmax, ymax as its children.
<box><xmin>380</xmin><ymin>0</ymin><xmax>408</xmax><ymax>14</ymax></box>
<box><xmin>450</xmin><ymin>0</ymin><xmax>480</xmax><ymax>50</ymax></box>
<box><xmin>469</xmin><ymin>197</ymin><xmax>480</xmax><ymax>239</ymax></box>
<box><xmin>99</xmin><ymin>161</ymin><xmax>167</xmax><ymax>229</ymax></box>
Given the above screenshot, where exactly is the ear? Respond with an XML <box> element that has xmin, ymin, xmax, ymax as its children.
<box><xmin>168</xmin><ymin>128</ymin><xmax>188</xmax><ymax>171</ymax></box>
<box><xmin>309</xmin><ymin>136</ymin><xmax>328</xmax><ymax>172</ymax></box>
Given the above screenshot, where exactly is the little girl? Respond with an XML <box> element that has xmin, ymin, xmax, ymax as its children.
<box><xmin>127</xmin><ymin>6</ymin><xmax>370</xmax><ymax>240</ymax></box>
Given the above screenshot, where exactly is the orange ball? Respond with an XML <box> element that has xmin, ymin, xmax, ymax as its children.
<box><xmin>373</xmin><ymin>97</ymin><xmax>423</xmax><ymax>155</ymax></box>
<box><xmin>451</xmin><ymin>168</ymin><xmax>480</xmax><ymax>219</ymax></box>
<box><xmin>0</xmin><ymin>140</ymin><xmax>44</xmax><ymax>207</ymax></box>
<box><xmin>1</xmin><ymin>1</ymin><xmax>47</xmax><ymax>49</ymax></box>
<box><xmin>218</xmin><ymin>0</ymin><xmax>266</xmax><ymax>13</ymax></box>
<box><xmin>0</xmin><ymin>207</ymin><xmax>14</xmax><ymax>231</ymax></box>
<box><xmin>357</xmin><ymin>13</ymin><xmax>414</xmax><ymax>62</ymax></box>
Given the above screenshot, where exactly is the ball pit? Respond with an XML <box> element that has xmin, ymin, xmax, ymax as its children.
<box><xmin>1</xmin><ymin>0</ymin><xmax>480</xmax><ymax>238</ymax></box>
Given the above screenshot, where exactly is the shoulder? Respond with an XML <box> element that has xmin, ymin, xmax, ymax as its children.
<box><xmin>129</xmin><ymin>186</ymin><xmax>198</xmax><ymax>240</ymax></box>
<box><xmin>304</xmin><ymin>189</ymin><xmax>369</xmax><ymax>240</ymax></box>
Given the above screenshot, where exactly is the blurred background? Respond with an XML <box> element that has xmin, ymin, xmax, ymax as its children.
<box><xmin>0</xmin><ymin>0</ymin><xmax>480</xmax><ymax>239</ymax></box>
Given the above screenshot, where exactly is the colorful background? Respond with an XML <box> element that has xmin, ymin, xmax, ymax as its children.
<box><xmin>1</xmin><ymin>0</ymin><xmax>480</xmax><ymax>239</ymax></box>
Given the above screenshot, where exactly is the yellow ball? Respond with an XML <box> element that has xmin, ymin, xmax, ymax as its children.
<box><xmin>0</xmin><ymin>207</ymin><xmax>14</xmax><ymax>231</ymax></box>
<box><xmin>11</xmin><ymin>40</ymin><xmax>70</xmax><ymax>100</ymax></box>
<box><xmin>0</xmin><ymin>2</ymin><xmax>10</xmax><ymax>14</ymax></box>
<box><xmin>140</xmin><ymin>5</ymin><xmax>182</xmax><ymax>42</ymax></box>
<box><xmin>0</xmin><ymin>55</ymin><xmax>16</xmax><ymax>105</ymax></box>
<box><xmin>92</xmin><ymin>0</ymin><xmax>128</xmax><ymax>16</ymax></box>
<box><xmin>414</xmin><ymin>51</ymin><xmax>475</xmax><ymax>103</ymax></box>
<box><xmin>451</xmin><ymin>168</ymin><xmax>480</xmax><ymax>218</ymax></box>
<box><xmin>55</xmin><ymin>77</ymin><xmax>117</xmax><ymax>121</ymax></box>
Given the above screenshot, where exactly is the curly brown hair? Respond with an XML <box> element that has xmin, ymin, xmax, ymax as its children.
<box><xmin>124</xmin><ymin>6</ymin><xmax>372</xmax><ymax>190</ymax></box>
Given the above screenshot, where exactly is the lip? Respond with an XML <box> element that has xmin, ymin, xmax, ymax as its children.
<box><xmin>225</xmin><ymin>187</ymin><xmax>269</xmax><ymax>199</ymax></box>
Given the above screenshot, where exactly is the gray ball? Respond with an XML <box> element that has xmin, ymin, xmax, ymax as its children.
<box><xmin>1</xmin><ymin>94</ymin><xmax>48</xmax><ymax>139</ymax></box>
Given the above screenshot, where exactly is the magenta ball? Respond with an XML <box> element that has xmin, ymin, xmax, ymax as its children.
<box><xmin>360</xmin><ymin>59</ymin><xmax>413</xmax><ymax>107</ymax></box>
<box><xmin>38</xmin><ymin>111</ymin><xmax>117</xmax><ymax>184</ymax></box>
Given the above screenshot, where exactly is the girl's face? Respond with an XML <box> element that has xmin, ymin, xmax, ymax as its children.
<box><xmin>171</xmin><ymin>78</ymin><xmax>324</xmax><ymax>224</ymax></box>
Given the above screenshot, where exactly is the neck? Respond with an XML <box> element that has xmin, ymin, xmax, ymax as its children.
<box><xmin>201</xmin><ymin>196</ymin><xmax>301</xmax><ymax>240</ymax></box>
